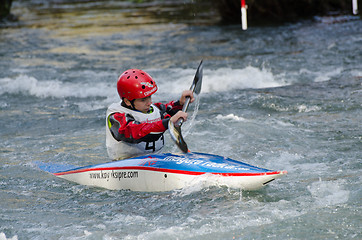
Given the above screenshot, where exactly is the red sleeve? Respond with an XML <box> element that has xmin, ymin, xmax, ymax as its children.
<box><xmin>110</xmin><ymin>112</ymin><xmax>167</xmax><ymax>142</ymax></box>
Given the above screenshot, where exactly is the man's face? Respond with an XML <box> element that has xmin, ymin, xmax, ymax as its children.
<box><xmin>132</xmin><ymin>96</ymin><xmax>152</xmax><ymax>113</ymax></box>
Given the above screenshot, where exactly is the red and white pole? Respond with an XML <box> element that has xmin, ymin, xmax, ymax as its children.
<box><xmin>241</xmin><ymin>0</ymin><xmax>247</xmax><ymax>30</ymax></box>
<box><xmin>352</xmin><ymin>0</ymin><xmax>358</xmax><ymax>15</ymax></box>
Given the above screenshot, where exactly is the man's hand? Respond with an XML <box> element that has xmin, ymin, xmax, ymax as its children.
<box><xmin>170</xmin><ymin>111</ymin><xmax>188</xmax><ymax>124</ymax></box>
<box><xmin>179</xmin><ymin>90</ymin><xmax>195</xmax><ymax>106</ymax></box>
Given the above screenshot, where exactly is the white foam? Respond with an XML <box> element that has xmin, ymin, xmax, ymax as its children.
<box><xmin>297</xmin><ymin>67</ymin><xmax>344</xmax><ymax>83</ymax></box>
<box><xmin>83</xmin><ymin>230</ymin><xmax>92</xmax><ymax>237</ymax></box>
<box><xmin>314</xmin><ymin>67</ymin><xmax>343</xmax><ymax>82</ymax></box>
<box><xmin>0</xmin><ymin>233</ymin><xmax>18</xmax><ymax>240</ymax></box>
<box><xmin>261</xmin><ymin>102</ymin><xmax>321</xmax><ymax>113</ymax></box>
<box><xmin>307</xmin><ymin>179</ymin><xmax>349</xmax><ymax>207</ymax></box>
<box><xmin>0</xmin><ymin>74</ymin><xmax>114</xmax><ymax>99</ymax></box>
<box><xmin>351</xmin><ymin>69</ymin><xmax>362</xmax><ymax>78</ymax></box>
<box><xmin>0</xmin><ymin>65</ymin><xmax>342</xmax><ymax>101</ymax></box>
<box><xmin>158</xmin><ymin>66</ymin><xmax>286</xmax><ymax>96</ymax></box>
<box><xmin>172</xmin><ymin>176</ymin><xmax>210</xmax><ymax>196</ymax></box>
<box><xmin>216</xmin><ymin>114</ymin><xmax>246</xmax><ymax>122</ymax></box>
<box><xmin>297</xmin><ymin>104</ymin><xmax>321</xmax><ymax>113</ymax></box>
<box><xmin>128</xmin><ymin>224</ymin><xmax>184</xmax><ymax>240</ymax></box>
<box><xmin>202</xmin><ymin>66</ymin><xmax>285</xmax><ymax>92</ymax></box>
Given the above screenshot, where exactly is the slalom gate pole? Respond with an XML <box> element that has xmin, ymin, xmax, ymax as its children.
<box><xmin>241</xmin><ymin>0</ymin><xmax>247</xmax><ymax>30</ymax></box>
<box><xmin>352</xmin><ymin>0</ymin><xmax>358</xmax><ymax>15</ymax></box>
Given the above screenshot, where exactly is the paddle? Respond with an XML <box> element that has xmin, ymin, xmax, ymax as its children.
<box><xmin>169</xmin><ymin>60</ymin><xmax>203</xmax><ymax>153</ymax></box>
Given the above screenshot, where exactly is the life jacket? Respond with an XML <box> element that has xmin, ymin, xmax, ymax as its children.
<box><xmin>106</xmin><ymin>102</ymin><xmax>164</xmax><ymax>160</ymax></box>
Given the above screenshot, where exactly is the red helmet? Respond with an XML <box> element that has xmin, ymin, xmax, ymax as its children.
<box><xmin>117</xmin><ymin>69</ymin><xmax>158</xmax><ymax>100</ymax></box>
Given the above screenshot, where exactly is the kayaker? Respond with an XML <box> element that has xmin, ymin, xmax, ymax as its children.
<box><xmin>106</xmin><ymin>69</ymin><xmax>194</xmax><ymax>160</ymax></box>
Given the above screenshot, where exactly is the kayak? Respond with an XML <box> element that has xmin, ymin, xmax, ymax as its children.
<box><xmin>38</xmin><ymin>152</ymin><xmax>287</xmax><ymax>192</ymax></box>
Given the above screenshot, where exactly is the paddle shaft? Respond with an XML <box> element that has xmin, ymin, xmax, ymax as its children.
<box><xmin>175</xmin><ymin>82</ymin><xmax>197</xmax><ymax>127</ymax></box>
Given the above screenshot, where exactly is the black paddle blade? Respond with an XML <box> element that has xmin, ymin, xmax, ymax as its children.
<box><xmin>180</xmin><ymin>60</ymin><xmax>204</xmax><ymax>114</ymax></box>
<box><xmin>193</xmin><ymin>60</ymin><xmax>203</xmax><ymax>95</ymax></box>
<box><xmin>168</xmin><ymin>120</ymin><xmax>188</xmax><ymax>153</ymax></box>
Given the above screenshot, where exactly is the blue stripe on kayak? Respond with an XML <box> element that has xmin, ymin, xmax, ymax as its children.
<box><xmin>42</xmin><ymin>152</ymin><xmax>274</xmax><ymax>175</ymax></box>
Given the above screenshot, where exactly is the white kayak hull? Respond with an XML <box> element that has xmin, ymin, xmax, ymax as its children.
<box><xmin>38</xmin><ymin>152</ymin><xmax>287</xmax><ymax>192</ymax></box>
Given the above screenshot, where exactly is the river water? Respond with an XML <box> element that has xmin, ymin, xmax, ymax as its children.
<box><xmin>0</xmin><ymin>1</ymin><xmax>361</xmax><ymax>239</ymax></box>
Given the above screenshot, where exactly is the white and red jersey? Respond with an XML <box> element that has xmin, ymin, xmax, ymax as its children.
<box><xmin>106</xmin><ymin>100</ymin><xmax>182</xmax><ymax>160</ymax></box>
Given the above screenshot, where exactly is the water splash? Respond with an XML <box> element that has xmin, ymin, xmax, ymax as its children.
<box><xmin>0</xmin><ymin>74</ymin><xmax>114</xmax><ymax>99</ymax></box>
<box><xmin>307</xmin><ymin>179</ymin><xmax>350</xmax><ymax>207</ymax></box>
<box><xmin>0</xmin><ymin>233</ymin><xmax>18</xmax><ymax>240</ymax></box>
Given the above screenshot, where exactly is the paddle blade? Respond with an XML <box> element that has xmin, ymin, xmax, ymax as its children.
<box><xmin>169</xmin><ymin>60</ymin><xmax>203</xmax><ymax>153</ymax></box>
<box><xmin>193</xmin><ymin>60</ymin><xmax>203</xmax><ymax>95</ymax></box>
<box><xmin>168</xmin><ymin>120</ymin><xmax>188</xmax><ymax>153</ymax></box>
<box><xmin>181</xmin><ymin>60</ymin><xmax>204</xmax><ymax>113</ymax></box>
